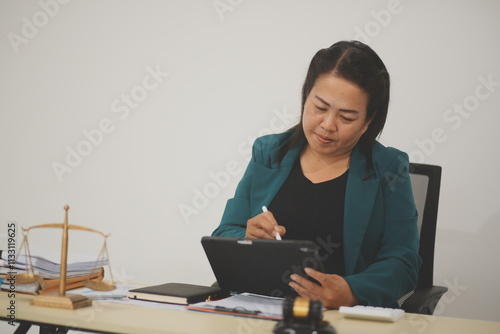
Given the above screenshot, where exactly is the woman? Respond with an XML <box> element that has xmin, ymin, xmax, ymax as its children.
<box><xmin>212</xmin><ymin>40</ymin><xmax>421</xmax><ymax>309</ymax></box>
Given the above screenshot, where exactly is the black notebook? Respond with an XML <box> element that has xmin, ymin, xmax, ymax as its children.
<box><xmin>128</xmin><ymin>283</ymin><xmax>226</xmax><ymax>305</ymax></box>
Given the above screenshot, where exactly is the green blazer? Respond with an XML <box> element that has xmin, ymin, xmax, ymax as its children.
<box><xmin>212</xmin><ymin>131</ymin><xmax>422</xmax><ymax>307</ymax></box>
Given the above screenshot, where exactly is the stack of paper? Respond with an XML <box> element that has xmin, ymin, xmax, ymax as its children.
<box><xmin>1</xmin><ymin>246</ymin><xmax>107</xmax><ymax>294</ymax></box>
<box><xmin>1</xmin><ymin>246</ymin><xmax>107</xmax><ymax>279</ymax></box>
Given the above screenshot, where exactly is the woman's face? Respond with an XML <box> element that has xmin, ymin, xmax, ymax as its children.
<box><xmin>302</xmin><ymin>74</ymin><xmax>370</xmax><ymax>160</ymax></box>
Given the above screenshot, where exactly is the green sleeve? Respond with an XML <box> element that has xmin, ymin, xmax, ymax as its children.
<box><xmin>345</xmin><ymin>152</ymin><xmax>422</xmax><ymax>307</ymax></box>
<box><xmin>211</xmin><ymin>152</ymin><xmax>256</xmax><ymax>238</ymax></box>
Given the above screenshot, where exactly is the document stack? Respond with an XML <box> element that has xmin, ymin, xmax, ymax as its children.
<box><xmin>0</xmin><ymin>246</ymin><xmax>106</xmax><ymax>294</ymax></box>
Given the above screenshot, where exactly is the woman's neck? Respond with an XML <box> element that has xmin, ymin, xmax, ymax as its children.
<box><xmin>299</xmin><ymin>146</ymin><xmax>351</xmax><ymax>183</ymax></box>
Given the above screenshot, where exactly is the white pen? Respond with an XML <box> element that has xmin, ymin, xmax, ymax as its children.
<box><xmin>262</xmin><ymin>206</ymin><xmax>282</xmax><ymax>240</ymax></box>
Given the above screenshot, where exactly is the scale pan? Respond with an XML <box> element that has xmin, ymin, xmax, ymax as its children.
<box><xmin>85</xmin><ymin>278</ymin><xmax>116</xmax><ymax>291</ymax></box>
<box><xmin>14</xmin><ymin>273</ymin><xmax>44</xmax><ymax>285</ymax></box>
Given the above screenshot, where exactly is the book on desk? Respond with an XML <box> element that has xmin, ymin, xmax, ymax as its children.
<box><xmin>128</xmin><ymin>282</ymin><xmax>228</xmax><ymax>305</ymax></box>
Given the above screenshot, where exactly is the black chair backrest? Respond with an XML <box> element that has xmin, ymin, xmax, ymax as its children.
<box><xmin>408</xmin><ymin>163</ymin><xmax>442</xmax><ymax>290</ymax></box>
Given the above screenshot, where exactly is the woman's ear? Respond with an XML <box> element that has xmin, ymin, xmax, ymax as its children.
<box><xmin>361</xmin><ymin>114</ymin><xmax>374</xmax><ymax>135</ymax></box>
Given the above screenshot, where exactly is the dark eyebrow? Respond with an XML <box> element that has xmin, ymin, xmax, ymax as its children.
<box><xmin>314</xmin><ymin>95</ymin><xmax>360</xmax><ymax>114</ymax></box>
<box><xmin>339</xmin><ymin>108</ymin><xmax>359</xmax><ymax>114</ymax></box>
<box><xmin>314</xmin><ymin>95</ymin><xmax>331</xmax><ymax>107</ymax></box>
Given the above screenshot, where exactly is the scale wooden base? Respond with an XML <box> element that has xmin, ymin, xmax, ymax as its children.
<box><xmin>30</xmin><ymin>293</ymin><xmax>92</xmax><ymax>310</ymax></box>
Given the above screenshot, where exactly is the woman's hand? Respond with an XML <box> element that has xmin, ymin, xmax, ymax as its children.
<box><xmin>245</xmin><ymin>210</ymin><xmax>286</xmax><ymax>239</ymax></box>
<box><xmin>289</xmin><ymin>267</ymin><xmax>358</xmax><ymax>309</ymax></box>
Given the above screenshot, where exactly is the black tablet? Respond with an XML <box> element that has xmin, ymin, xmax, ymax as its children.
<box><xmin>201</xmin><ymin>236</ymin><xmax>325</xmax><ymax>298</ymax></box>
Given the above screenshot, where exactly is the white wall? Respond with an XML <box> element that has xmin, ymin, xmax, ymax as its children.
<box><xmin>1</xmin><ymin>0</ymin><xmax>499</xmax><ymax>326</ymax></box>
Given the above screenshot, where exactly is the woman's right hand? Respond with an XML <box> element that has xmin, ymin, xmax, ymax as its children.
<box><xmin>245</xmin><ymin>209</ymin><xmax>286</xmax><ymax>239</ymax></box>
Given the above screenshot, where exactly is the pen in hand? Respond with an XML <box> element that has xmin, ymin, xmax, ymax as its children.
<box><xmin>262</xmin><ymin>206</ymin><xmax>282</xmax><ymax>240</ymax></box>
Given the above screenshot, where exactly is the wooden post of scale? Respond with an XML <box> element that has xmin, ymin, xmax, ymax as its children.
<box><xmin>59</xmin><ymin>205</ymin><xmax>69</xmax><ymax>296</ymax></box>
<box><xmin>30</xmin><ymin>206</ymin><xmax>92</xmax><ymax>309</ymax></box>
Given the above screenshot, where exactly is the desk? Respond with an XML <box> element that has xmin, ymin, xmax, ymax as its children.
<box><xmin>2</xmin><ymin>292</ymin><xmax>500</xmax><ymax>334</ymax></box>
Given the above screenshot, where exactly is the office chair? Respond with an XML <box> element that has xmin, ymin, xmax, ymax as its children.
<box><xmin>399</xmin><ymin>163</ymin><xmax>448</xmax><ymax>315</ymax></box>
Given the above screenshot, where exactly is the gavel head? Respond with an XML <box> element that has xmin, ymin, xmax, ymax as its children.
<box><xmin>282</xmin><ymin>297</ymin><xmax>323</xmax><ymax>324</ymax></box>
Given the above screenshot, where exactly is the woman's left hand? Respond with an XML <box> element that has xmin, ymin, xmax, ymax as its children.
<box><xmin>289</xmin><ymin>267</ymin><xmax>358</xmax><ymax>309</ymax></box>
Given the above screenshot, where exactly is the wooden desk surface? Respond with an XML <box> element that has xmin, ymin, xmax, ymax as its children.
<box><xmin>2</xmin><ymin>291</ymin><xmax>500</xmax><ymax>334</ymax></box>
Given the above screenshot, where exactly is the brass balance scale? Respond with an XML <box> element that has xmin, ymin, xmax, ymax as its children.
<box><xmin>14</xmin><ymin>205</ymin><xmax>116</xmax><ymax>309</ymax></box>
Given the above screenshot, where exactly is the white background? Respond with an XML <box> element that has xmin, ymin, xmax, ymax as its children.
<box><xmin>1</xmin><ymin>0</ymin><xmax>499</xmax><ymax>329</ymax></box>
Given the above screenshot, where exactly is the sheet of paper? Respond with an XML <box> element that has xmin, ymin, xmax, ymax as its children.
<box><xmin>189</xmin><ymin>292</ymin><xmax>284</xmax><ymax>318</ymax></box>
<box><xmin>73</xmin><ymin>283</ymin><xmax>133</xmax><ymax>300</ymax></box>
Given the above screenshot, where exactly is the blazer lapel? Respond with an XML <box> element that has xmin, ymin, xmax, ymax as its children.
<box><xmin>343</xmin><ymin>147</ymin><xmax>380</xmax><ymax>276</ymax></box>
<box><xmin>249</xmin><ymin>145</ymin><xmax>301</xmax><ymax>217</ymax></box>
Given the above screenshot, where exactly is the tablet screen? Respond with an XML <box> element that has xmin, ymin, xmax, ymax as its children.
<box><xmin>201</xmin><ymin>236</ymin><xmax>325</xmax><ymax>297</ymax></box>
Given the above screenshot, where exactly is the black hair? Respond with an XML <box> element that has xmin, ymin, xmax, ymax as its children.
<box><xmin>278</xmin><ymin>40</ymin><xmax>390</xmax><ymax>171</ymax></box>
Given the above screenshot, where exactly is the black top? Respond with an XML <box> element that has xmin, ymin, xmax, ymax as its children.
<box><xmin>268</xmin><ymin>160</ymin><xmax>347</xmax><ymax>276</ymax></box>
